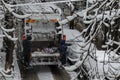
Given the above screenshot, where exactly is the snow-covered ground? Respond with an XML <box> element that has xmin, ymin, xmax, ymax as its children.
<box><xmin>36</xmin><ymin>66</ymin><xmax>54</xmax><ymax>80</ymax></box>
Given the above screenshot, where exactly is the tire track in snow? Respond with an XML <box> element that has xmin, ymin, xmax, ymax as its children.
<box><xmin>34</xmin><ymin>66</ymin><xmax>54</xmax><ymax>80</ymax></box>
<box><xmin>50</xmin><ymin>66</ymin><xmax>70</xmax><ymax>80</ymax></box>
<box><xmin>20</xmin><ymin>65</ymin><xmax>70</xmax><ymax>80</ymax></box>
<box><xmin>33</xmin><ymin>65</ymin><xmax>70</xmax><ymax>80</ymax></box>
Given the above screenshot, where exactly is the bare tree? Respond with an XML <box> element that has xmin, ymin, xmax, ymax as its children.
<box><xmin>1</xmin><ymin>0</ymin><xmax>30</xmax><ymax>75</ymax></box>
<box><xmin>59</xmin><ymin>0</ymin><xmax>120</xmax><ymax>79</ymax></box>
<box><xmin>3</xmin><ymin>12</ymin><xmax>15</xmax><ymax>74</ymax></box>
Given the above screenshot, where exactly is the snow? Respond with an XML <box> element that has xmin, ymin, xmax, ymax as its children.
<box><xmin>19</xmin><ymin>3</ymin><xmax>61</xmax><ymax>20</ymax></box>
<box><xmin>0</xmin><ymin>38</ymin><xmax>21</xmax><ymax>80</ymax></box>
<box><xmin>64</xmin><ymin>52</ymin><xmax>88</xmax><ymax>71</ymax></box>
<box><xmin>30</xmin><ymin>14</ymin><xmax>60</xmax><ymax>20</ymax></box>
<box><xmin>66</xmin><ymin>15</ymin><xmax>77</xmax><ymax>21</ymax></box>
<box><xmin>68</xmin><ymin>47</ymin><xmax>120</xmax><ymax>79</ymax></box>
<box><xmin>12</xmin><ymin>12</ymin><xmax>31</xmax><ymax>19</ymax></box>
<box><xmin>103</xmin><ymin>21</ymin><xmax>109</xmax><ymax>27</ymax></box>
<box><xmin>83</xmin><ymin>20</ymin><xmax>93</xmax><ymax>24</ymax></box>
<box><xmin>106</xmin><ymin>0</ymin><xmax>115</xmax><ymax>7</ymax></box>
<box><xmin>59</xmin><ymin>19</ymin><xmax>68</xmax><ymax>25</ymax></box>
<box><xmin>63</xmin><ymin>29</ymin><xmax>81</xmax><ymax>41</ymax></box>
<box><xmin>21</xmin><ymin>3</ymin><xmax>61</xmax><ymax>14</ymax></box>
<box><xmin>68</xmin><ymin>71</ymin><xmax>78</xmax><ymax>80</ymax></box>
<box><xmin>59</xmin><ymin>2</ymin><xmax>99</xmax><ymax>25</ymax></box>
<box><xmin>95</xmin><ymin>50</ymin><xmax>120</xmax><ymax>78</ymax></box>
<box><xmin>10</xmin><ymin>0</ymin><xmax>81</xmax><ymax>7</ymax></box>
<box><xmin>2</xmin><ymin>0</ymin><xmax>14</xmax><ymax>12</ymax></box>
<box><xmin>67</xmin><ymin>2</ymin><xmax>74</xmax><ymax>11</ymax></box>
<box><xmin>32</xmin><ymin>52</ymin><xmax>60</xmax><ymax>57</ymax></box>
<box><xmin>3</xmin><ymin>31</ymin><xmax>18</xmax><ymax>41</ymax></box>
<box><xmin>37</xmin><ymin>66</ymin><xmax>54</xmax><ymax>80</ymax></box>
<box><xmin>110</xmin><ymin>20</ymin><xmax>115</xmax><ymax>25</ymax></box>
<box><xmin>96</xmin><ymin>50</ymin><xmax>108</xmax><ymax>62</ymax></box>
<box><xmin>1</xmin><ymin>26</ymin><xmax>15</xmax><ymax>32</ymax></box>
<box><xmin>1</xmin><ymin>0</ymin><xmax>120</xmax><ymax>79</ymax></box>
<box><xmin>0</xmin><ymin>35</ymin><xmax>5</xmax><ymax>37</ymax></box>
<box><xmin>2</xmin><ymin>0</ymin><xmax>32</xmax><ymax>19</ymax></box>
<box><xmin>64</xmin><ymin>26</ymin><xmax>120</xmax><ymax>79</ymax></box>
<box><xmin>56</xmin><ymin>26</ymin><xmax>62</xmax><ymax>29</ymax></box>
<box><xmin>67</xmin><ymin>57</ymin><xmax>79</xmax><ymax>62</ymax></box>
<box><xmin>87</xmin><ymin>0</ymin><xmax>96</xmax><ymax>4</ymax></box>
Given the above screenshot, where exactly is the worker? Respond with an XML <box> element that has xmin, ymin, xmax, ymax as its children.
<box><xmin>60</xmin><ymin>35</ymin><xmax>67</xmax><ymax>65</ymax></box>
<box><xmin>23</xmin><ymin>35</ymin><xmax>32</xmax><ymax>67</ymax></box>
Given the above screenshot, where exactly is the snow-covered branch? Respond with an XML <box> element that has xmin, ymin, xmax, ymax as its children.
<box><xmin>0</xmin><ymin>21</ymin><xmax>17</xmax><ymax>41</ymax></box>
<box><xmin>9</xmin><ymin>0</ymin><xmax>81</xmax><ymax>7</ymax></box>
<box><xmin>3</xmin><ymin>31</ymin><xmax>17</xmax><ymax>41</ymax></box>
<box><xmin>59</xmin><ymin>2</ymin><xmax>99</xmax><ymax>25</ymax></box>
<box><xmin>64</xmin><ymin>52</ymin><xmax>88</xmax><ymax>71</ymax></box>
<box><xmin>65</xmin><ymin>0</ymin><xmax>120</xmax><ymax>79</ymax></box>
<box><xmin>1</xmin><ymin>0</ymin><xmax>31</xmax><ymax>19</ymax></box>
<box><xmin>1</xmin><ymin>26</ymin><xmax>15</xmax><ymax>32</ymax></box>
<box><xmin>66</xmin><ymin>2</ymin><xmax>74</xmax><ymax>11</ymax></box>
<box><xmin>11</xmin><ymin>12</ymin><xmax>31</xmax><ymax>19</ymax></box>
<box><xmin>0</xmin><ymin>26</ymin><xmax>18</xmax><ymax>41</ymax></box>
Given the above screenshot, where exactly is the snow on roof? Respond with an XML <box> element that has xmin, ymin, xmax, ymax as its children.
<box><xmin>20</xmin><ymin>3</ymin><xmax>61</xmax><ymax>20</ymax></box>
<box><xmin>30</xmin><ymin>13</ymin><xmax>60</xmax><ymax>20</ymax></box>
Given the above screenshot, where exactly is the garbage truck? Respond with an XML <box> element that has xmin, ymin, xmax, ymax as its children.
<box><xmin>16</xmin><ymin>3</ymin><xmax>62</xmax><ymax>66</ymax></box>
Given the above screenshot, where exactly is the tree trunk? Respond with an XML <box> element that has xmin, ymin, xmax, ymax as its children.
<box><xmin>4</xmin><ymin>37</ymin><xmax>14</xmax><ymax>71</ymax></box>
<box><xmin>69</xmin><ymin>10</ymin><xmax>74</xmax><ymax>29</ymax></box>
<box><xmin>3</xmin><ymin>12</ymin><xmax>15</xmax><ymax>74</ymax></box>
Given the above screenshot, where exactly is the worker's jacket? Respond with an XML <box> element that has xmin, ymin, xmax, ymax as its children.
<box><xmin>23</xmin><ymin>39</ymin><xmax>31</xmax><ymax>54</ymax></box>
<box><xmin>60</xmin><ymin>40</ymin><xmax>67</xmax><ymax>54</ymax></box>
